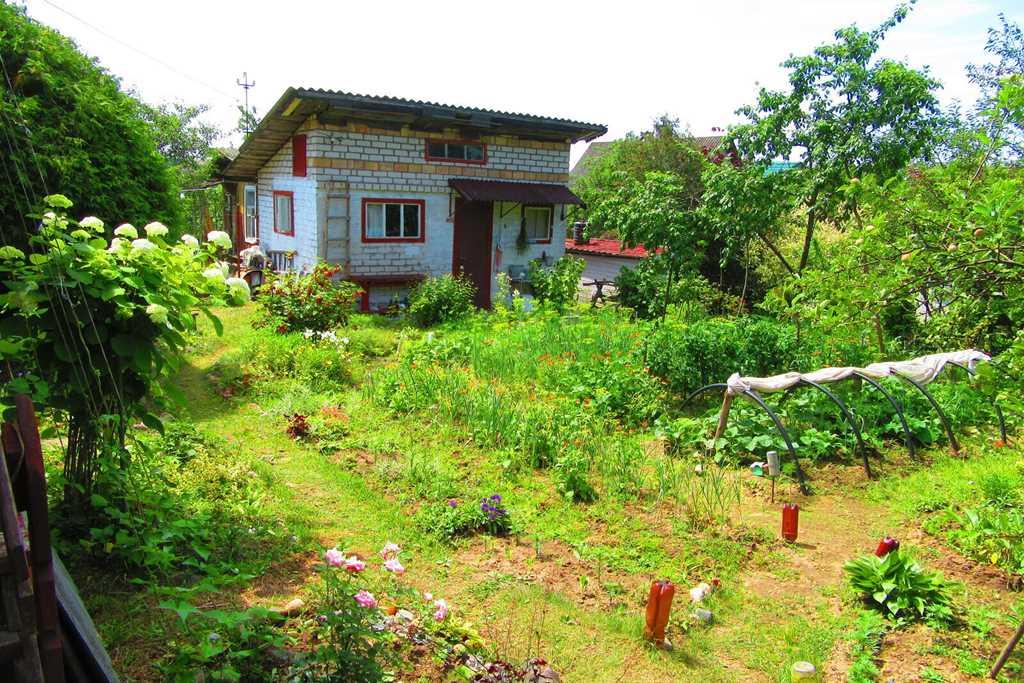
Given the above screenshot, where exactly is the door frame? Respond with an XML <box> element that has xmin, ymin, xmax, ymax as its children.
<box><xmin>451</xmin><ymin>199</ymin><xmax>493</xmax><ymax>309</ymax></box>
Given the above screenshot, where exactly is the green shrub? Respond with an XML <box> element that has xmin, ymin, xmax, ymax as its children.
<box><xmin>255</xmin><ymin>263</ymin><xmax>362</xmax><ymax>333</ymax></box>
<box><xmin>557</xmin><ymin>350</ymin><xmax>665</xmax><ymax>427</ymax></box>
<box><xmin>844</xmin><ymin>549</ymin><xmax>955</xmax><ymax>625</ymax></box>
<box><xmin>949</xmin><ymin>505</ymin><xmax>1024</xmax><ymax>576</ymax></box>
<box><xmin>528</xmin><ymin>256</ymin><xmax>585</xmax><ymax>310</ymax></box>
<box><xmin>846</xmin><ymin>610</ymin><xmax>888</xmax><ymax>683</ymax></box>
<box><xmin>615</xmin><ymin>257</ymin><xmax>739</xmax><ymax>319</ymax></box>
<box><xmin>416</xmin><ymin>494</ymin><xmax>512</xmax><ymax>541</ymax></box>
<box><xmin>212</xmin><ymin>329</ymin><xmax>354</xmax><ymax>394</ymax></box>
<box><xmin>407</xmin><ymin>274</ymin><xmax>476</xmax><ymax>327</ymax></box>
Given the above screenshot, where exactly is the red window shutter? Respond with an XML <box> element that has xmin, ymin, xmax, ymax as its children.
<box><xmin>292</xmin><ymin>135</ymin><xmax>307</xmax><ymax>177</ymax></box>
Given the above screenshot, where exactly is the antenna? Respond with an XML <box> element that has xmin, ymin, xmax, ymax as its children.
<box><xmin>236</xmin><ymin>71</ymin><xmax>256</xmax><ymax>132</ymax></box>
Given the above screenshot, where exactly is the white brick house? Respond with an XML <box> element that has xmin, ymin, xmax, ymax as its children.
<box><xmin>219</xmin><ymin>88</ymin><xmax>606</xmax><ymax>309</ymax></box>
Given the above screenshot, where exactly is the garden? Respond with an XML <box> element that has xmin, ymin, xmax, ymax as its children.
<box><xmin>2</xmin><ymin>3</ymin><xmax>1024</xmax><ymax>682</ymax></box>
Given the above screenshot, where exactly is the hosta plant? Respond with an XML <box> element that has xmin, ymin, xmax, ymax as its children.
<box><xmin>844</xmin><ymin>549</ymin><xmax>955</xmax><ymax>626</ymax></box>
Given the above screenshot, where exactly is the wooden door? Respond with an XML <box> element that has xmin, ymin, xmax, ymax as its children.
<box><xmin>452</xmin><ymin>199</ymin><xmax>493</xmax><ymax>308</ymax></box>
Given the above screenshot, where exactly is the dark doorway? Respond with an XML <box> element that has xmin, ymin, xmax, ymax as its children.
<box><xmin>452</xmin><ymin>199</ymin><xmax>493</xmax><ymax>308</ymax></box>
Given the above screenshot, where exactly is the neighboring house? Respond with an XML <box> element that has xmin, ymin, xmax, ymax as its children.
<box><xmin>216</xmin><ymin>87</ymin><xmax>605</xmax><ymax>309</ymax></box>
<box><xmin>565</xmin><ymin>236</ymin><xmax>655</xmax><ymax>295</ymax></box>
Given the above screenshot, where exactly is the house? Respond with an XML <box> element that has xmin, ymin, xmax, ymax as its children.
<box><xmin>565</xmin><ymin>235</ymin><xmax>656</xmax><ymax>299</ymax></box>
<box><xmin>216</xmin><ymin>87</ymin><xmax>606</xmax><ymax>309</ymax></box>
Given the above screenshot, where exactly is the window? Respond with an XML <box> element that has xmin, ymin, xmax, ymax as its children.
<box><xmin>522</xmin><ymin>205</ymin><xmax>552</xmax><ymax>243</ymax></box>
<box><xmin>362</xmin><ymin>198</ymin><xmax>425</xmax><ymax>242</ymax></box>
<box><xmin>273</xmin><ymin>191</ymin><xmax>294</xmax><ymax>235</ymax></box>
<box><xmin>424</xmin><ymin>139</ymin><xmax>486</xmax><ymax>164</ymax></box>
<box><xmin>243</xmin><ymin>184</ymin><xmax>258</xmax><ymax>242</ymax></box>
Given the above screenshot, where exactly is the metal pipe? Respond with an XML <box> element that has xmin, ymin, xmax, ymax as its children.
<box><xmin>851</xmin><ymin>371</ymin><xmax>918</xmax><ymax>461</ymax></box>
<box><xmin>892</xmin><ymin>372</ymin><xmax>960</xmax><ymax>455</ymax></box>
<box><xmin>740</xmin><ymin>389</ymin><xmax>808</xmax><ymax>493</ymax></box>
<box><xmin>796</xmin><ymin>378</ymin><xmax>871</xmax><ymax>478</ymax></box>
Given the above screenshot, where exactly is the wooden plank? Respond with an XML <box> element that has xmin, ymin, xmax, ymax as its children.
<box><xmin>52</xmin><ymin>552</ymin><xmax>119</xmax><ymax>683</ymax></box>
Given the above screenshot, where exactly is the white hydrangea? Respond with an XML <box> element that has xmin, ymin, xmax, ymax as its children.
<box><xmin>131</xmin><ymin>238</ymin><xmax>157</xmax><ymax>251</ymax></box>
<box><xmin>180</xmin><ymin>234</ymin><xmax>199</xmax><ymax>248</ymax></box>
<box><xmin>225</xmin><ymin>276</ymin><xmax>251</xmax><ymax>303</ymax></box>
<box><xmin>146</xmin><ymin>303</ymin><xmax>169</xmax><ymax>325</ymax></box>
<box><xmin>107</xmin><ymin>237</ymin><xmax>127</xmax><ymax>253</ymax></box>
<box><xmin>202</xmin><ymin>266</ymin><xmax>226</xmax><ymax>282</ymax></box>
<box><xmin>206</xmin><ymin>230</ymin><xmax>232</xmax><ymax>250</ymax></box>
<box><xmin>114</xmin><ymin>223</ymin><xmax>138</xmax><ymax>239</ymax></box>
<box><xmin>144</xmin><ymin>221</ymin><xmax>169</xmax><ymax>237</ymax></box>
<box><xmin>79</xmin><ymin>216</ymin><xmax>104</xmax><ymax>232</ymax></box>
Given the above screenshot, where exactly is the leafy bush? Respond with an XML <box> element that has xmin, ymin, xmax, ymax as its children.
<box><xmin>949</xmin><ymin>505</ymin><xmax>1024</xmax><ymax>576</ymax></box>
<box><xmin>528</xmin><ymin>256</ymin><xmax>585</xmax><ymax>310</ymax></box>
<box><xmin>256</xmin><ymin>263</ymin><xmax>361</xmax><ymax>333</ymax></box>
<box><xmin>646</xmin><ymin>316</ymin><xmax>799</xmax><ymax>395</ymax></box>
<box><xmin>407</xmin><ymin>274</ymin><xmax>476</xmax><ymax>327</ymax></box>
<box><xmin>846</xmin><ymin>610</ymin><xmax>888</xmax><ymax>683</ymax></box>
<box><xmin>157</xmin><ymin>603</ymin><xmax>287</xmax><ymax>681</ymax></box>
<box><xmin>615</xmin><ymin>256</ymin><xmax>741</xmax><ymax>320</ymax></box>
<box><xmin>212</xmin><ymin>328</ymin><xmax>354</xmax><ymax>394</ymax></box>
<box><xmin>844</xmin><ymin>549</ymin><xmax>955</xmax><ymax>625</ymax></box>
<box><xmin>417</xmin><ymin>495</ymin><xmax>512</xmax><ymax>541</ymax></box>
<box><xmin>557</xmin><ymin>351</ymin><xmax>665</xmax><ymax>427</ymax></box>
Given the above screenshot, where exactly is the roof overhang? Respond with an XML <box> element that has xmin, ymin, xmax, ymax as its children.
<box><xmin>219</xmin><ymin>87</ymin><xmax>607</xmax><ymax>182</ymax></box>
<box><xmin>449</xmin><ymin>178</ymin><xmax>583</xmax><ymax>205</ymax></box>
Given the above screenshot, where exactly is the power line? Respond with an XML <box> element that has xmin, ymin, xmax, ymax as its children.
<box><xmin>35</xmin><ymin>0</ymin><xmax>239</xmax><ymax>103</ymax></box>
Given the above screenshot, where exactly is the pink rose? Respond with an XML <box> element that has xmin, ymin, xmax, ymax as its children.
<box><xmin>354</xmin><ymin>590</ymin><xmax>377</xmax><ymax>609</ymax></box>
<box><xmin>344</xmin><ymin>556</ymin><xmax>366</xmax><ymax>572</ymax></box>
<box><xmin>383</xmin><ymin>558</ymin><xmax>405</xmax><ymax>575</ymax></box>
<box><xmin>380</xmin><ymin>542</ymin><xmax>401</xmax><ymax>559</ymax></box>
<box><xmin>324</xmin><ymin>548</ymin><xmax>345</xmax><ymax>567</ymax></box>
<box><xmin>433</xmin><ymin>598</ymin><xmax>449</xmax><ymax>621</ymax></box>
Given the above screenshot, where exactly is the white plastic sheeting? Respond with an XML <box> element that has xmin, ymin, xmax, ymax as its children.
<box><xmin>725</xmin><ymin>349</ymin><xmax>991</xmax><ymax>397</ymax></box>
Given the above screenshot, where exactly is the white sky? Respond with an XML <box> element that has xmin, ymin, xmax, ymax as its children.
<box><xmin>20</xmin><ymin>0</ymin><xmax>1024</xmax><ymax>165</ymax></box>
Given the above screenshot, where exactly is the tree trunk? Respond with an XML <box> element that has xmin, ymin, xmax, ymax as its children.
<box><xmin>64</xmin><ymin>413</ymin><xmax>99</xmax><ymax>508</ymax></box>
<box><xmin>798</xmin><ymin>201</ymin><xmax>818</xmax><ymax>272</ymax></box>
<box><xmin>662</xmin><ymin>257</ymin><xmax>677</xmax><ymax>323</ymax></box>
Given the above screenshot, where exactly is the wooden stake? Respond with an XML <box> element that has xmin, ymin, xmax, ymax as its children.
<box><xmin>712</xmin><ymin>393</ymin><xmax>734</xmax><ymax>447</ymax></box>
<box><xmin>990</xmin><ymin>619</ymin><xmax>1024</xmax><ymax>679</ymax></box>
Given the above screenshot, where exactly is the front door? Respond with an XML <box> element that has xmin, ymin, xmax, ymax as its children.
<box><xmin>452</xmin><ymin>199</ymin><xmax>493</xmax><ymax>308</ymax></box>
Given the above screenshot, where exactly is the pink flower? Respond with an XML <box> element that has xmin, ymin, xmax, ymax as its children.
<box><xmin>324</xmin><ymin>548</ymin><xmax>345</xmax><ymax>567</ymax></box>
<box><xmin>433</xmin><ymin>598</ymin><xmax>449</xmax><ymax>621</ymax></box>
<box><xmin>344</xmin><ymin>556</ymin><xmax>366</xmax><ymax>572</ymax></box>
<box><xmin>423</xmin><ymin>592</ymin><xmax>433</xmax><ymax>601</ymax></box>
<box><xmin>380</xmin><ymin>541</ymin><xmax>401</xmax><ymax>559</ymax></box>
<box><xmin>354</xmin><ymin>590</ymin><xmax>377</xmax><ymax>609</ymax></box>
<box><xmin>383</xmin><ymin>558</ymin><xmax>405</xmax><ymax>575</ymax></box>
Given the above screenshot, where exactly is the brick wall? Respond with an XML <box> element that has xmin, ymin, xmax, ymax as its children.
<box><xmin>256</xmin><ymin>142</ymin><xmax>318</xmax><ymax>270</ymax></box>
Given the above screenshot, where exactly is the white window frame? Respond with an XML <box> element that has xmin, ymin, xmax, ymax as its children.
<box><xmin>522</xmin><ymin>205</ymin><xmax>553</xmax><ymax>243</ymax></box>
<box><xmin>362</xmin><ymin>199</ymin><xmax>423</xmax><ymax>241</ymax></box>
<box><xmin>243</xmin><ymin>184</ymin><xmax>258</xmax><ymax>242</ymax></box>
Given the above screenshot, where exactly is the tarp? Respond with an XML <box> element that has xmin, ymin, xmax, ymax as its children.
<box><xmin>725</xmin><ymin>349</ymin><xmax>990</xmax><ymax>396</ymax></box>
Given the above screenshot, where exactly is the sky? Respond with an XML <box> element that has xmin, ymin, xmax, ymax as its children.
<box><xmin>19</xmin><ymin>0</ymin><xmax>1024</xmax><ymax>165</ymax></box>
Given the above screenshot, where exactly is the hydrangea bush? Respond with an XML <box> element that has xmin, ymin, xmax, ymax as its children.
<box><xmin>0</xmin><ymin>195</ymin><xmax>248</xmax><ymax>501</ymax></box>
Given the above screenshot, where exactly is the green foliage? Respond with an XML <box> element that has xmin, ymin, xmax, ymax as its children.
<box><xmin>645</xmin><ymin>316</ymin><xmax>799</xmax><ymax>394</ymax></box>
<box><xmin>256</xmin><ymin>263</ymin><xmax>361</xmax><ymax>333</ymax></box>
<box><xmin>557</xmin><ymin>349</ymin><xmax>664</xmax><ymax>427</ymax></box>
<box><xmin>416</xmin><ymin>495</ymin><xmax>512</xmax><ymax>541</ymax></box>
<box><xmin>846</xmin><ymin>610</ymin><xmax>888</xmax><ymax>683</ymax></box>
<box><xmin>614</xmin><ymin>256</ymin><xmax>738</xmax><ymax>320</ymax></box>
<box><xmin>725</xmin><ymin>4</ymin><xmax>941</xmax><ymax>273</ymax></box>
<box><xmin>156</xmin><ymin>603</ymin><xmax>287</xmax><ymax>682</ymax></box>
<box><xmin>528</xmin><ymin>255</ymin><xmax>585</xmax><ymax>310</ymax></box>
<box><xmin>0</xmin><ymin>4</ymin><xmax>180</xmax><ymax>244</ymax></box>
<box><xmin>407</xmin><ymin>273</ymin><xmax>476</xmax><ymax>326</ymax></box>
<box><xmin>844</xmin><ymin>549</ymin><xmax>955</xmax><ymax>625</ymax></box>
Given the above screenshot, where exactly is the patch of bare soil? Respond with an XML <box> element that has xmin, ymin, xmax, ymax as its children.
<box><xmin>876</xmin><ymin>624</ymin><xmax>973</xmax><ymax>682</ymax></box>
<box><xmin>240</xmin><ymin>552</ymin><xmax>320</xmax><ymax>605</ymax></box>
<box><xmin>453</xmin><ymin>536</ymin><xmax>645</xmax><ymax>610</ymax></box>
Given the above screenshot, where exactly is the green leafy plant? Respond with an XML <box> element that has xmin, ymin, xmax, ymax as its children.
<box><xmin>256</xmin><ymin>263</ymin><xmax>361</xmax><ymax>333</ymax></box>
<box><xmin>416</xmin><ymin>495</ymin><xmax>512</xmax><ymax>541</ymax></box>
<box><xmin>844</xmin><ymin>549</ymin><xmax>955</xmax><ymax>625</ymax></box>
<box><xmin>846</xmin><ymin>609</ymin><xmax>888</xmax><ymax>683</ymax></box>
<box><xmin>528</xmin><ymin>256</ymin><xmax>585</xmax><ymax>311</ymax></box>
<box><xmin>407</xmin><ymin>273</ymin><xmax>476</xmax><ymax>327</ymax></box>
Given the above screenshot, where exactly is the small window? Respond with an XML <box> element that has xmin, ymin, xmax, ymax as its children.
<box><xmin>424</xmin><ymin>140</ymin><xmax>487</xmax><ymax>164</ymax></box>
<box><xmin>273</xmin><ymin>191</ymin><xmax>294</xmax><ymax>235</ymax></box>
<box><xmin>523</xmin><ymin>206</ymin><xmax>552</xmax><ymax>243</ymax></box>
<box><xmin>243</xmin><ymin>185</ymin><xmax>258</xmax><ymax>242</ymax></box>
<box><xmin>362</xmin><ymin>199</ymin><xmax>424</xmax><ymax>242</ymax></box>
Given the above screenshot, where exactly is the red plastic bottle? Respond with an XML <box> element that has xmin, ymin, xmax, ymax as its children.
<box><xmin>781</xmin><ymin>503</ymin><xmax>799</xmax><ymax>542</ymax></box>
<box><xmin>875</xmin><ymin>536</ymin><xmax>900</xmax><ymax>557</ymax></box>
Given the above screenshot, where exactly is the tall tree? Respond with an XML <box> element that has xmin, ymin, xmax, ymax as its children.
<box><xmin>725</xmin><ymin>4</ymin><xmax>941</xmax><ymax>273</ymax></box>
<box><xmin>0</xmin><ymin>3</ymin><xmax>180</xmax><ymax>247</ymax></box>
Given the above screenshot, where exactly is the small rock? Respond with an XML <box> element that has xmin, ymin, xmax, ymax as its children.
<box><xmin>279</xmin><ymin>597</ymin><xmax>305</xmax><ymax>617</ymax></box>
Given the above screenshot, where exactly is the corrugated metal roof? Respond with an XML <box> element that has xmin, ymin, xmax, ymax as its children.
<box><xmin>564</xmin><ymin>238</ymin><xmax>653</xmax><ymax>259</ymax></box>
<box><xmin>220</xmin><ymin>87</ymin><xmax>606</xmax><ymax>181</ymax></box>
<box><xmin>449</xmin><ymin>179</ymin><xmax>583</xmax><ymax>205</ymax></box>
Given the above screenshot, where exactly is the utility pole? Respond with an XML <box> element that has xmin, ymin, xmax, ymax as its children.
<box><xmin>236</xmin><ymin>72</ymin><xmax>256</xmax><ymax>133</ymax></box>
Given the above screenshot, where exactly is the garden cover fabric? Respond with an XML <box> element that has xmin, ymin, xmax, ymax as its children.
<box><xmin>725</xmin><ymin>349</ymin><xmax>990</xmax><ymax>396</ymax></box>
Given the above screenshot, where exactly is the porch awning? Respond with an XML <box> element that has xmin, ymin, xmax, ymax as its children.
<box><xmin>448</xmin><ymin>179</ymin><xmax>584</xmax><ymax>205</ymax></box>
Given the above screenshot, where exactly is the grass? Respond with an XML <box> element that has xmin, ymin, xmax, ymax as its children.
<box><xmin>75</xmin><ymin>303</ymin><xmax>1024</xmax><ymax>681</ymax></box>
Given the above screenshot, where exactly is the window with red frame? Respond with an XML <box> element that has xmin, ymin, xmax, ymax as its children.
<box><xmin>424</xmin><ymin>140</ymin><xmax>486</xmax><ymax>164</ymax></box>
<box><xmin>273</xmin><ymin>191</ymin><xmax>294</xmax><ymax>235</ymax></box>
<box><xmin>362</xmin><ymin>199</ymin><xmax>424</xmax><ymax>242</ymax></box>
<box><xmin>522</xmin><ymin>205</ymin><xmax>552</xmax><ymax>243</ymax></box>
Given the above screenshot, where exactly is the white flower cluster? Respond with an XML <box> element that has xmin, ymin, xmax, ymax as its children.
<box><xmin>302</xmin><ymin>329</ymin><xmax>350</xmax><ymax>346</ymax></box>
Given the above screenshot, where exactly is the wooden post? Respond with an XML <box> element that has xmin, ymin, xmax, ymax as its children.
<box><xmin>712</xmin><ymin>392</ymin><xmax>734</xmax><ymax>446</ymax></box>
<box><xmin>990</xmin><ymin>619</ymin><xmax>1024</xmax><ymax>679</ymax></box>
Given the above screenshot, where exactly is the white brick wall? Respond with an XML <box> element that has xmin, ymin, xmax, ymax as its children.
<box><xmin>256</xmin><ymin>142</ymin><xmax>317</xmax><ymax>271</ymax></box>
